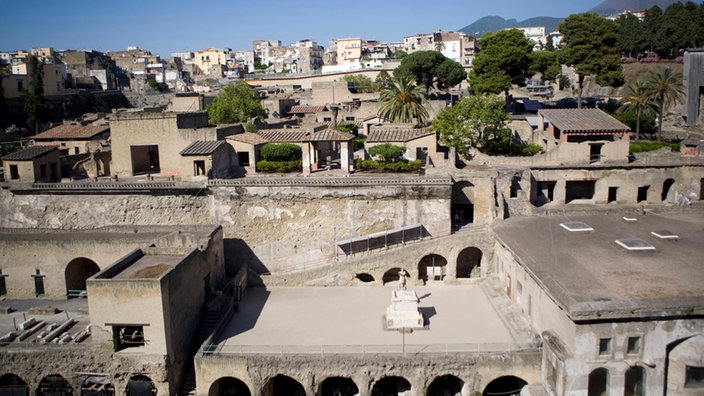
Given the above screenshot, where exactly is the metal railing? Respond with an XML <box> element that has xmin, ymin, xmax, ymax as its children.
<box><xmin>203</xmin><ymin>342</ymin><xmax>540</xmax><ymax>356</ymax></box>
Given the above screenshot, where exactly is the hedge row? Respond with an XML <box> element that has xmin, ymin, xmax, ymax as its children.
<box><xmin>256</xmin><ymin>160</ymin><xmax>302</xmax><ymax>173</ymax></box>
<box><xmin>355</xmin><ymin>159</ymin><xmax>422</xmax><ymax>173</ymax></box>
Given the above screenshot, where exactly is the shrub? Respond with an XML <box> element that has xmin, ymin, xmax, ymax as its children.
<box><xmin>368</xmin><ymin>143</ymin><xmax>406</xmax><ymax>163</ymax></box>
<box><xmin>629</xmin><ymin>141</ymin><xmax>680</xmax><ymax>153</ymax></box>
<box><xmin>256</xmin><ymin>160</ymin><xmax>302</xmax><ymax>173</ymax></box>
<box><xmin>260</xmin><ymin>143</ymin><xmax>301</xmax><ymax>161</ymax></box>
<box><xmin>355</xmin><ymin>159</ymin><xmax>422</xmax><ymax>173</ymax></box>
<box><xmin>333</xmin><ymin>123</ymin><xmax>359</xmax><ymax>135</ymax></box>
<box><xmin>521</xmin><ymin>144</ymin><xmax>543</xmax><ymax>156</ymax></box>
<box><xmin>353</xmin><ymin>137</ymin><xmax>366</xmax><ymax>151</ymax></box>
<box><xmin>245</xmin><ymin>122</ymin><xmax>258</xmax><ymax>132</ymax></box>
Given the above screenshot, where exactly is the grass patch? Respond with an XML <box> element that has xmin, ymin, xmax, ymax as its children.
<box><xmin>629</xmin><ymin>141</ymin><xmax>679</xmax><ymax>153</ymax></box>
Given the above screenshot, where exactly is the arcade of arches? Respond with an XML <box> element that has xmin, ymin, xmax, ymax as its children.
<box><xmin>205</xmin><ymin>374</ymin><xmax>528</xmax><ymax>396</ymax></box>
<box><xmin>64</xmin><ymin>257</ymin><xmax>100</xmax><ymax>297</ymax></box>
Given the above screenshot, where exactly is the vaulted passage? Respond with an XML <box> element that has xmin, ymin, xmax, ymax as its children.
<box><xmin>624</xmin><ymin>366</ymin><xmax>645</xmax><ymax>396</ymax></box>
<box><xmin>427</xmin><ymin>375</ymin><xmax>463</xmax><ymax>396</ymax></box>
<box><xmin>126</xmin><ymin>375</ymin><xmax>155</xmax><ymax>396</ymax></box>
<box><xmin>418</xmin><ymin>254</ymin><xmax>447</xmax><ymax>282</ymax></box>
<box><xmin>318</xmin><ymin>377</ymin><xmax>358</xmax><ymax>396</ymax></box>
<box><xmin>456</xmin><ymin>247</ymin><xmax>482</xmax><ymax>278</ymax></box>
<box><xmin>483</xmin><ymin>375</ymin><xmax>527</xmax><ymax>396</ymax></box>
<box><xmin>588</xmin><ymin>368</ymin><xmax>609</xmax><ymax>396</ymax></box>
<box><xmin>81</xmin><ymin>377</ymin><xmax>114</xmax><ymax>396</ymax></box>
<box><xmin>0</xmin><ymin>374</ymin><xmax>29</xmax><ymax>396</ymax></box>
<box><xmin>65</xmin><ymin>257</ymin><xmax>100</xmax><ymax>298</ymax></box>
<box><xmin>371</xmin><ymin>376</ymin><xmax>411</xmax><ymax>396</ymax></box>
<box><xmin>38</xmin><ymin>375</ymin><xmax>72</xmax><ymax>396</ymax></box>
<box><xmin>383</xmin><ymin>267</ymin><xmax>404</xmax><ymax>285</ymax></box>
<box><xmin>262</xmin><ymin>375</ymin><xmax>304</xmax><ymax>396</ymax></box>
<box><xmin>208</xmin><ymin>377</ymin><xmax>250</xmax><ymax>396</ymax></box>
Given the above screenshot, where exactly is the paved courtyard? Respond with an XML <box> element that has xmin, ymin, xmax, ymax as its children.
<box><xmin>214</xmin><ymin>281</ymin><xmax>534</xmax><ymax>354</ymax></box>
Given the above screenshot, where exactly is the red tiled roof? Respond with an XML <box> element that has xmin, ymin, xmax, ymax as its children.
<box><xmin>366</xmin><ymin>128</ymin><xmax>435</xmax><ymax>143</ymax></box>
<box><xmin>226</xmin><ymin>133</ymin><xmax>269</xmax><ymax>145</ymax></box>
<box><xmin>2</xmin><ymin>145</ymin><xmax>58</xmax><ymax>161</ymax></box>
<box><xmin>538</xmin><ymin>109</ymin><xmax>630</xmax><ymax>133</ymax></box>
<box><xmin>32</xmin><ymin>124</ymin><xmax>109</xmax><ymax>140</ymax></box>
<box><xmin>180</xmin><ymin>140</ymin><xmax>226</xmax><ymax>156</ymax></box>
<box><xmin>257</xmin><ymin>129</ymin><xmax>310</xmax><ymax>143</ymax></box>
<box><xmin>305</xmin><ymin>129</ymin><xmax>355</xmax><ymax>142</ymax></box>
<box><xmin>289</xmin><ymin>105</ymin><xmax>327</xmax><ymax>114</ymax></box>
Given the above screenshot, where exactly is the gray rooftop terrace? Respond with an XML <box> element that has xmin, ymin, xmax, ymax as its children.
<box><xmin>211</xmin><ymin>282</ymin><xmax>537</xmax><ymax>355</ymax></box>
<box><xmin>494</xmin><ymin>211</ymin><xmax>704</xmax><ymax>321</ymax></box>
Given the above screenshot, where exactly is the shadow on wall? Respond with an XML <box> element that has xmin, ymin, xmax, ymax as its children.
<box><xmin>224</xmin><ymin>238</ymin><xmax>269</xmax><ymax>279</ymax></box>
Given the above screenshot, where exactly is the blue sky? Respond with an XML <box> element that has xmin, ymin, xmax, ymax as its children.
<box><xmin>1</xmin><ymin>0</ymin><xmax>603</xmax><ymax>57</ymax></box>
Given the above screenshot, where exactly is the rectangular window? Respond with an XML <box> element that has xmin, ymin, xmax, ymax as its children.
<box><xmin>323</xmin><ymin>117</ymin><xmax>332</xmax><ymax>122</ymax></box>
<box><xmin>193</xmin><ymin>160</ymin><xmax>206</xmax><ymax>176</ymax></box>
<box><xmin>627</xmin><ymin>336</ymin><xmax>641</xmax><ymax>354</ymax></box>
<box><xmin>17</xmin><ymin>81</ymin><xmax>23</xmax><ymax>91</ymax></box>
<box><xmin>608</xmin><ymin>186</ymin><xmax>618</xmax><ymax>203</ymax></box>
<box><xmin>599</xmin><ymin>338</ymin><xmax>612</xmax><ymax>355</ymax></box>
<box><xmin>112</xmin><ymin>325</ymin><xmax>146</xmax><ymax>351</ymax></box>
<box><xmin>637</xmin><ymin>185</ymin><xmax>649</xmax><ymax>202</ymax></box>
<box><xmin>74</xmin><ymin>147</ymin><xmax>80</xmax><ymax>155</ymax></box>
<box><xmin>589</xmin><ymin>143</ymin><xmax>603</xmax><ymax>163</ymax></box>
<box><xmin>32</xmin><ymin>269</ymin><xmax>45</xmax><ymax>297</ymax></box>
<box><xmin>345</xmin><ymin>116</ymin><xmax>356</xmax><ymax>121</ymax></box>
<box><xmin>9</xmin><ymin>164</ymin><xmax>19</xmax><ymax>180</ymax></box>
<box><xmin>39</xmin><ymin>164</ymin><xmax>47</xmax><ymax>179</ymax></box>
<box><xmin>237</xmin><ymin>152</ymin><xmax>250</xmax><ymax>167</ymax></box>
<box><xmin>685</xmin><ymin>366</ymin><xmax>704</xmax><ymax>388</ymax></box>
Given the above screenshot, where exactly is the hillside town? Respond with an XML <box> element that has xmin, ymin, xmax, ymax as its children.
<box><xmin>1</xmin><ymin>2</ymin><xmax>704</xmax><ymax>396</ymax></box>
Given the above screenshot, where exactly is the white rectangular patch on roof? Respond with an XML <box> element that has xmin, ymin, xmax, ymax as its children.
<box><xmin>560</xmin><ymin>221</ymin><xmax>594</xmax><ymax>232</ymax></box>
<box><xmin>651</xmin><ymin>230</ymin><xmax>679</xmax><ymax>240</ymax></box>
<box><xmin>615</xmin><ymin>238</ymin><xmax>656</xmax><ymax>251</ymax></box>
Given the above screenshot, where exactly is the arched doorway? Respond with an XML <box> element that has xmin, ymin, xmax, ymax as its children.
<box><xmin>81</xmin><ymin>377</ymin><xmax>114</xmax><ymax>396</ymax></box>
<box><xmin>319</xmin><ymin>377</ymin><xmax>358</xmax><ymax>396</ymax></box>
<box><xmin>0</xmin><ymin>374</ymin><xmax>29</xmax><ymax>396</ymax></box>
<box><xmin>456</xmin><ymin>247</ymin><xmax>482</xmax><ymax>278</ymax></box>
<box><xmin>624</xmin><ymin>366</ymin><xmax>645</xmax><ymax>396</ymax></box>
<box><xmin>418</xmin><ymin>254</ymin><xmax>447</xmax><ymax>282</ymax></box>
<box><xmin>356</xmin><ymin>273</ymin><xmax>375</xmax><ymax>283</ymax></box>
<box><xmin>383</xmin><ymin>268</ymin><xmax>404</xmax><ymax>285</ymax></box>
<box><xmin>427</xmin><ymin>375</ymin><xmax>463</xmax><ymax>396</ymax></box>
<box><xmin>262</xmin><ymin>375</ymin><xmax>304</xmax><ymax>396</ymax></box>
<box><xmin>371</xmin><ymin>376</ymin><xmax>411</xmax><ymax>396</ymax></box>
<box><xmin>65</xmin><ymin>257</ymin><xmax>100</xmax><ymax>298</ymax></box>
<box><xmin>38</xmin><ymin>375</ymin><xmax>73</xmax><ymax>396</ymax></box>
<box><xmin>588</xmin><ymin>368</ymin><xmax>609</xmax><ymax>396</ymax></box>
<box><xmin>208</xmin><ymin>377</ymin><xmax>250</xmax><ymax>396</ymax></box>
<box><xmin>126</xmin><ymin>375</ymin><xmax>156</xmax><ymax>396</ymax></box>
<box><xmin>661</xmin><ymin>178</ymin><xmax>675</xmax><ymax>201</ymax></box>
<box><xmin>483</xmin><ymin>376</ymin><xmax>527</xmax><ymax>396</ymax></box>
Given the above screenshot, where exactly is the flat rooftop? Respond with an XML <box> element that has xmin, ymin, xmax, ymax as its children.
<box><xmin>212</xmin><ymin>283</ymin><xmax>536</xmax><ymax>355</ymax></box>
<box><xmin>110</xmin><ymin>254</ymin><xmax>182</xmax><ymax>279</ymax></box>
<box><xmin>494</xmin><ymin>211</ymin><xmax>704</xmax><ymax>321</ymax></box>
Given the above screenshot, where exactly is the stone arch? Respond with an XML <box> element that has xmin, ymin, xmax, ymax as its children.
<box><xmin>587</xmin><ymin>368</ymin><xmax>609</xmax><ymax>396</ymax></box>
<box><xmin>624</xmin><ymin>366</ymin><xmax>645</xmax><ymax>396</ymax></box>
<box><xmin>482</xmin><ymin>375</ymin><xmax>527</xmax><ymax>396</ymax></box>
<box><xmin>0</xmin><ymin>374</ymin><xmax>29</xmax><ymax>396</ymax></box>
<box><xmin>456</xmin><ymin>247</ymin><xmax>483</xmax><ymax>279</ymax></box>
<box><xmin>371</xmin><ymin>376</ymin><xmax>411</xmax><ymax>395</ymax></box>
<box><xmin>318</xmin><ymin>377</ymin><xmax>358</xmax><ymax>396</ymax></box>
<box><xmin>355</xmin><ymin>273</ymin><xmax>374</xmax><ymax>283</ymax></box>
<box><xmin>37</xmin><ymin>374</ymin><xmax>73</xmax><ymax>396</ymax></box>
<box><xmin>665</xmin><ymin>334</ymin><xmax>704</xmax><ymax>393</ymax></box>
<box><xmin>207</xmin><ymin>377</ymin><xmax>250</xmax><ymax>396</ymax></box>
<box><xmin>125</xmin><ymin>375</ymin><xmax>155</xmax><ymax>396</ymax></box>
<box><xmin>382</xmin><ymin>267</ymin><xmax>404</xmax><ymax>285</ymax></box>
<box><xmin>262</xmin><ymin>375</ymin><xmax>304</xmax><ymax>396</ymax></box>
<box><xmin>65</xmin><ymin>257</ymin><xmax>100</xmax><ymax>297</ymax></box>
<box><xmin>81</xmin><ymin>377</ymin><xmax>114</xmax><ymax>396</ymax></box>
<box><xmin>418</xmin><ymin>254</ymin><xmax>447</xmax><ymax>282</ymax></box>
<box><xmin>661</xmin><ymin>178</ymin><xmax>675</xmax><ymax>201</ymax></box>
<box><xmin>427</xmin><ymin>375</ymin><xmax>463</xmax><ymax>396</ymax></box>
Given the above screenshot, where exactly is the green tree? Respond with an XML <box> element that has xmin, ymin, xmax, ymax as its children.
<box><xmin>645</xmin><ymin>66</ymin><xmax>684</xmax><ymax>140</ymax></box>
<box><xmin>616</xmin><ymin>13</ymin><xmax>645</xmax><ymax>58</ymax></box>
<box><xmin>24</xmin><ymin>56</ymin><xmax>51</xmax><ymax>132</ymax></box>
<box><xmin>393</xmin><ymin>50</ymin><xmax>408</xmax><ymax>59</ymax></box>
<box><xmin>559</xmin><ymin>13</ymin><xmax>625</xmax><ymax>108</ymax></box>
<box><xmin>375</xmin><ymin>70</ymin><xmax>393</xmax><ymax>90</ymax></box>
<box><xmin>468</xmin><ymin>29</ymin><xmax>534</xmax><ymax>96</ymax></box>
<box><xmin>396</xmin><ymin>50</ymin><xmax>466</xmax><ymax>92</ymax></box>
<box><xmin>207</xmin><ymin>81</ymin><xmax>267</xmax><ymax>124</ymax></box>
<box><xmin>432</xmin><ymin>94</ymin><xmax>509</xmax><ymax>155</ymax></box>
<box><xmin>0</xmin><ymin>76</ymin><xmax>7</xmax><ymax>128</ymax></box>
<box><xmin>342</xmin><ymin>74</ymin><xmax>377</xmax><ymax>93</ymax></box>
<box><xmin>378</xmin><ymin>73</ymin><xmax>429</xmax><ymax>125</ymax></box>
<box><xmin>529</xmin><ymin>50</ymin><xmax>561</xmax><ymax>82</ymax></box>
<box><xmin>260</xmin><ymin>143</ymin><xmax>302</xmax><ymax>161</ymax></box>
<box><xmin>617</xmin><ymin>80</ymin><xmax>657</xmax><ymax>140</ymax></box>
<box><xmin>368</xmin><ymin>143</ymin><xmax>406</xmax><ymax>163</ymax></box>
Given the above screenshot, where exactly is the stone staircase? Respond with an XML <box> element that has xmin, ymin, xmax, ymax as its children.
<box><xmin>479</xmin><ymin>275</ymin><xmax>539</xmax><ymax>347</ymax></box>
<box><xmin>180</xmin><ymin>307</ymin><xmax>221</xmax><ymax>396</ymax></box>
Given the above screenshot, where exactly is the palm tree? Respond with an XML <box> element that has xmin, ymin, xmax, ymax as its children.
<box><xmin>645</xmin><ymin>66</ymin><xmax>684</xmax><ymax>140</ymax></box>
<box><xmin>618</xmin><ymin>80</ymin><xmax>657</xmax><ymax>140</ymax></box>
<box><xmin>378</xmin><ymin>73</ymin><xmax>429</xmax><ymax>125</ymax></box>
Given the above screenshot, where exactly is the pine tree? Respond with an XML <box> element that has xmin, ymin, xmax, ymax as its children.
<box><xmin>23</xmin><ymin>56</ymin><xmax>51</xmax><ymax>132</ymax></box>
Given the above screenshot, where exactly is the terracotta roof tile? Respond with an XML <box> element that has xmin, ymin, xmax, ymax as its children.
<box><xmin>32</xmin><ymin>124</ymin><xmax>109</xmax><ymax>140</ymax></box>
<box><xmin>305</xmin><ymin>129</ymin><xmax>355</xmax><ymax>142</ymax></box>
<box><xmin>226</xmin><ymin>132</ymin><xmax>269</xmax><ymax>145</ymax></box>
<box><xmin>257</xmin><ymin>129</ymin><xmax>310</xmax><ymax>143</ymax></box>
<box><xmin>180</xmin><ymin>140</ymin><xmax>225</xmax><ymax>156</ymax></box>
<box><xmin>538</xmin><ymin>109</ymin><xmax>630</xmax><ymax>133</ymax></box>
<box><xmin>366</xmin><ymin>128</ymin><xmax>435</xmax><ymax>143</ymax></box>
<box><xmin>289</xmin><ymin>105</ymin><xmax>327</xmax><ymax>114</ymax></box>
<box><xmin>2</xmin><ymin>145</ymin><xmax>58</xmax><ymax>161</ymax></box>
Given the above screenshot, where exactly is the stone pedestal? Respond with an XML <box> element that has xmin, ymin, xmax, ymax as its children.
<box><xmin>385</xmin><ymin>289</ymin><xmax>424</xmax><ymax>330</ymax></box>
